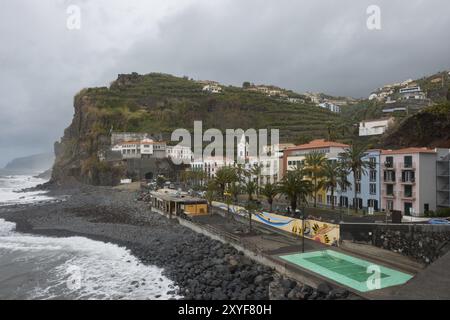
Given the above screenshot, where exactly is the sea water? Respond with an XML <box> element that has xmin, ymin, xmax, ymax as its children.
<box><xmin>0</xmin><ymin>175</ymin><xmax>179</xmax><ymax>300</ymax></box>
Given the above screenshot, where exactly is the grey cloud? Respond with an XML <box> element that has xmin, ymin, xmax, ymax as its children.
<box><xmin>1</xmin><ymin>0</ymin><xmax>449</xmax><ymax>166</ymax></box>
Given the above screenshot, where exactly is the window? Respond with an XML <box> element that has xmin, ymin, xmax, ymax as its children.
<box><xmin>356</xmin><ymin>182</ymin><xmax>361</xmax><ymax>194</ymax></box>
<box><xmin>370</xmin><ymin>170</ymin><xmax>377</xmax><ymax>182</ymax></box>
<box><xmin>369</xmin><ymin>183</ymin><xmax>377</xmax><ymax>195</ymax></box>
<box><xmin>402</xmin><ymin>170</ymin><xmax>415</xmax><ymax>182</ymax></box>
<box><xmin>404</xmin><ymin>185</ymin><xmax>413</xmax><ymax>198</ymax></box>
<box><xmin>385</xmin><ymin>156</ymin><xmax>394</xmax><ymax>167</ymax></box>
<box><xmin>384</xmin><ymin>170</ymin><xmax>396</xmax><ymax>182</ymax></box>
<box><xmin>387</xmin><ymin>200</ymin><xmax>394</xmax><ymax>211</ymax></box>
<box><xmin>355</xmin><ymin>170</ymin><xmax>362</xmax><ymax>181</ymax></box>
<box><xmin>386</xmin><ymin>184</ymin><xmax>394</xmax><ymax>196</ymax></box>
<box><xmin>404</xmin><ymin>156</ymin><xmax>413</xmax><ymax>168</ymax></box>
<box><xmin>369</xmin><ymin>157</ymin><xmax>377</xmax><ymax>168</ymax></box>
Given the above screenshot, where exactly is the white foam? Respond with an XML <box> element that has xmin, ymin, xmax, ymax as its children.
<box><xmin>0</xmin><ymin>175</ymin><xmax>54</xmax><ymax>205</ymax></box>
<box><xmin>0</xmin><ymin>219</ymin><xmax>180</xmax><ymax>300</ymax></box>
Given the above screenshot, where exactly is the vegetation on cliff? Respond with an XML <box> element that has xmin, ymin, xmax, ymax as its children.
<box><xmin>51</xmin><ymin>72</ymin><xmax>340</xmax><ymax>185</ymax></box>
<box><xmin>382</xmin><ymin>102</ymin><xmax>450</xmax><ymax>148</ymax></box>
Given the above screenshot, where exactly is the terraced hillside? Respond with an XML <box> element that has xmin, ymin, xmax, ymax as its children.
<box><xmin>83</xmin><ymin>72</ymin><xmax>338</xmax><ymax>141</ymax></box>
<box><xmin>52</xmin><ymin>72</ymin><xmax>339</xmax><ymax>185</ymax></box>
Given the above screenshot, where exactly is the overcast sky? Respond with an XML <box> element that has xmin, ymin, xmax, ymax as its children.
<box><xmin>1</xmin><ymin>0</ymin><xmax>449</xmax><ymax>166</ymax></box>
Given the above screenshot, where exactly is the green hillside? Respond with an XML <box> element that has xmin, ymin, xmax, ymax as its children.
<box><xmin>82</xmin><ymin>72</ymin><xmax>339</xmax><ymax>142</ymax></box>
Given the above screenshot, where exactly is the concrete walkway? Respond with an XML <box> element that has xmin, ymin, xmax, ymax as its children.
<box><xmin>392</xmin><ymin>251</ymin><xmax>450</xmax><ymax>300</ymax></box>
<box><xmin>193</xmin><ymin>211</ymin><xmax>423</xmax><ymax>299</ymax></box>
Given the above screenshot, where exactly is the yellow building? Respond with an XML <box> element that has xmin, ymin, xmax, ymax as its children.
<box><xmin>150</xmin><ymin>189</ymin><xmax>208</xmax><ymax>218</ymax></box>
<box><xmin>282</xmin><ymin>139</ymin><xmax>349</xmax><ymax>206</ymax></box>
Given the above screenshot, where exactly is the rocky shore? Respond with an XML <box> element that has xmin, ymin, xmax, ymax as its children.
<box><xmin>0</xmin><ymin>183</ymin><xmax>350</xmax><ymax>300</ymax></box>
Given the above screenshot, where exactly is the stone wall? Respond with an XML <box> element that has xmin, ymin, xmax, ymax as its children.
<box><xmin>341</xmin><ymin>223</ymin><xmax>450</xmax><ymax>264</ymax></box>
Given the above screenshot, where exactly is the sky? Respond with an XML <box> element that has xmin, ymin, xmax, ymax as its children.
<box><xmin>1</xmin><ymin>0</ymin><xmax>450</xmax><ymax>166</ymax></box>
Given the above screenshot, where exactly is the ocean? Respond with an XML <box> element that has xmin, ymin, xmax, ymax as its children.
<box><xmin>0</xmin><ymin>174</ymin><xmax>179</xmax><ymax>300</ymax></box>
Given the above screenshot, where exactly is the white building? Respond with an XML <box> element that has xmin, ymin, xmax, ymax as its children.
<box><xmin>190</xmin><ymin>157</ymin><xmax>233</xmax><ymax>179</ymax></box>
<box><xmin>359</xmin><ymin>118</ymin><xmax>394</xmax><ymax>137</ymax></box>
<box><xmin>111</xmin><ymin>139</ymin><xmax>155</xmax><ymax>159</ymax></box>
<box><xmin>319</xmin><ymin>102</ymin><xmax>341</xmax><ymax>113</ymax></box>
<box><xmin>202</xmin><ymin>84</ymin><xmax>222</xmax><ymax>94</ymax></box>
<box><xmin>166</xmin><ymin>145</ymin><xmax>193</xmax><ymax>164</ymax></box>
<box><xmin>399</xmin><ymin>86</ymin><xmax>425</xmax><ymax>100</ymax></box>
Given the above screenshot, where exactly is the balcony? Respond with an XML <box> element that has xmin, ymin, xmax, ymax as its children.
<box><xmin>382</xmin><ymin>189</ymin><xmax>397</xmax><ymax>198</ymax></box>
<box><xmin>382</xmin><ymin>162</ymin><xmax>395</xmax><ymax>169</ymax></box>
<box><xmin>400</xmin><ymin>191</ymin><xmax>416</xmax><ymax>200</ymax></box>
<box><xmin>401</xmin><ymin>177</ymin><xmax>416</xmax><ymax>185</ymax></box>
<box><xmin>399</xmin><ymin>162</ymin><xmax>416</xmax><ymax>170</ymax></box>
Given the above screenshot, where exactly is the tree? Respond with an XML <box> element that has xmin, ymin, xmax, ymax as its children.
<box><xmin>228</xmin><ymin>182</ymin><xmax>241</xmax><ymax>204</ymax></box>
<box><xmin>244</xmin><ymin>200</ymin><xmax>259</xmax><ymax>233</ymax></box>
<box><xmin>242</xmin><ymin>81</ymin><xmax>251</xmax><ymax>89</ymax></box>
<box><xmin>156</xmin><ymin>175</ymin><xmax>166</xmax><ymax>188</ymax></box>
<box><xmin>277</xmin><ymin>166</ymin><xmax>312</xmax><ymax>214</ymax></box>
<box><xmin>339</xmin><ymin>143</ymin><xmax>372</xmax><ymax>213</ymax></box>
<box><xmin>304</xmin><ymin>151</ymin><xmax>326</xmax><ymax>207</ymax></box>
<box><xmin>260</xmin><ymin>182</ymin><xmax>278</xmax><ymax>212</ymax></box>
<box><xmin>322</xmin><ymin>160</ymin><xmax>347</xmax><ymax>210</ymax></box>
<box><xmin>243</xmin><ymin>180</ymin><xmax>258</xmax><ymax>201</ymax></box>
<box><xmin>235</xmin><ymin>163</ymin><xmax>247</xmax><ymax>185</ymax></box>
<box><xmin>249</xmin><ymin>163</ymin><xmax>263</xmax><ymax>193</ymax></box>
<box><xmin>214</xmin><ymin>166</ymin><xmax>238</xmax><ymax>199</ymax></box>
<box><xmin>205</xmin><ymin>181</ymin><xmax>217</xmax><ymax>213</ymax></box>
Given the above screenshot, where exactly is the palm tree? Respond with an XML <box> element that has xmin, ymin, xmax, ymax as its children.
<box><xmin>304</xmin><ymin>151</ymin><xmax>326</xmax><ymax>207</ymax></box>
<box><xmin>339</xmin><ymin>143</ymin><xmax>372</xmax><ymax>213</ymax></box>
<box><xmin>277</xmin><ymin>166</ymin><xmax>312</xmax><ymax>214</ymax></box>
<box><xmin>243</xmin><ymin>180</ymin><xmax>258</xmax><ymax>201</ymax></box>
<box><xmin>235</xmin><ymin>163</ymin><xmax>247</xmax><ymax>185</ymax></box>
<box><xmin>322</xmin><ymin>160</ymin><xmax>347</xmax><ymax>210</ymax></box>
<box><xmin>249</xmin><ymin>163</ymin><xmax>263</xmax><ymax>192</ymax></box>
<box><xmin>205</xmin><ymin>181</ymin><xmax>217</xmax><ymax>213</ymax></box>
<box><xmin>227</xmin><ymin>182</ymin><xmax>241</xmax><ymax>204</ymax></box>
<box><xmin>244</xmin><ymin>199</ymin><xmax>259</xmax><ymax>234</ymax></box>
<box><xmin>260</xmin><ymin>182</ymin><xmax>278</xmax><ymax>212</ymax></box>
<box><xmin>214</xmin><ymin>166</ymin><xmax>238</xmax><ymax>199</ymax></box>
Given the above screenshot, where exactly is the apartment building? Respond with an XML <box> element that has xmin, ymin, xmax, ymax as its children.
<box><xmin>380</xmin><ymin>148</ymin><xmax>437</xmax><ymax>216</ymax></box>
<box><xmin>437</xmin><ymin>149</ymin><xmax>450</xmax><ymax>210</ymax></box>
<box><xmin>327</xmin><ymin>149</ymin><xmax>382</xmax><ymax>211</ymax></box>
<box><xmin>283</xmin><ymin>139</ymin><xmax>349</xmax><ymax>205</ymax></box>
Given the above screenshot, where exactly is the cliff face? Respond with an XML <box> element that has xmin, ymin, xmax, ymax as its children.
<box><xmin>383</xmin><ymin>103</ymin><xmax>450</xmax><ymax>148</ymax></box>
<box><xmin>50</xmin><ymin>72</ymin><xmax>339</xmax><ymax>186</ymax></box>
<box><xmin>51</xmin><ymin>93</ymin><xmax>125</xmax><ymax>186</ymax></box>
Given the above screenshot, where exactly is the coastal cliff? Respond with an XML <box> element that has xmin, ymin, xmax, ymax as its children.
<box><xmin>51</xmin><ymin>92</ymin><xmax>125</xmax><ymax>186</ymax></box>
<box><xmin>50</xmin><ymin>72</ymin><xmax>338</xmax><ymax>186</ymax></box>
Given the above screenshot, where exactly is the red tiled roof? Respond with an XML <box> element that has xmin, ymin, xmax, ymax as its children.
<box><xmin>285</xmin><ymin>139</ymin><xmax>349</xmax><ymax>152</ymax></box>
<box><xmin>381</xmin><ymin>147</ymin><xmax>436</xmax><ymax>155</ymax></box>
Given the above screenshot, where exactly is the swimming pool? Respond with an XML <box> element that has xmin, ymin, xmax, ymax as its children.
<box><xmin>280</xmin><ymin>250</ymin><xmax>413</xmax><ymax>292</ymax></box>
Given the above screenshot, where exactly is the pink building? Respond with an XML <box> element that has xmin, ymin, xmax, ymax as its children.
<box><xmin>380</xmin><ymin>148</ymin><xmax>437</xmax><ymax>217</ymax></box>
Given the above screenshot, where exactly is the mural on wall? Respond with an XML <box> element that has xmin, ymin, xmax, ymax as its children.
<box><xmin>212</xmin><ymin>202</ymin><xmax>340</xmax><ymax>246</ymax></box>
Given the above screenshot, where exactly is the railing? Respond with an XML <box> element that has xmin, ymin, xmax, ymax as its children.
<box><xmin>401</xmin><ymin>177</ymin><xmax>416</xmax><ymax>184</ymax></box>
<box><xmin>381</xmin><ymin>189</ymin><xmax>397</xmax><ymax>198</ymax></box>
<box><xmin>399</xmin><ymin>162</ymin><xmax>416</xmax><ymax>170</ymax></box>
<box><xmin>400</xmin><ymin>191</ymin><xmax>416</xmax><ymax>199</ymax></box>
